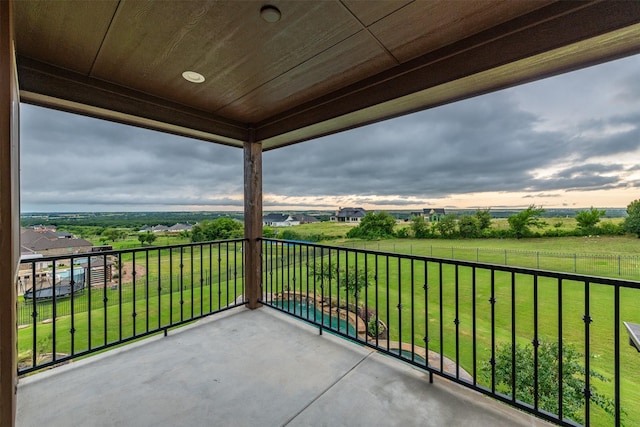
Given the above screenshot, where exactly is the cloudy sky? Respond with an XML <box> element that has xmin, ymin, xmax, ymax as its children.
<box><xmin>21</xmin><ymin>54</ymin><xmax>640</xmax><ymax>213</ymax></box>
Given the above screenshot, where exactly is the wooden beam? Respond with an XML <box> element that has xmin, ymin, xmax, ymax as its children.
<box><xmin>256</xmin><ymin>1</ymin><xmax>640</xmax><ymax>148</ymax></box>
<box><xmin>17</xmin><ymin>57</ymin><xmax>248</xmax><ymax>148</ymax></box>
<box><xmin>0</xmin><ymin>1</ymin><xmax>19</xmax><ymax>425</ymax></box>
<box><xmin>243</xmin><ymin>131</ymin><xmax>262</xmax><ymax>309</ymax></box>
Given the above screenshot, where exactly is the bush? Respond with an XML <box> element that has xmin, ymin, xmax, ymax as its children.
<box><xmin>507</xmin><ymin>205</ymin><xmax>546</xmax><ymax>238</ymax></box>
<box><xmin>485</xmin><ymin>340</ymin><xmax>622</xmax><ymax>425</ymax></box>
<box><xmin>347</xmin><ymin>212</ymin><xmax>396</xmax><ymax>240</ymax></box>
<box><xmin>191</xmin><ymin>218</ymin><xmax>243</xmax><ymax>242</ymax></box>
<box><xmin>623</xmin><ymin>199</ymin><xmax>640</xmax><ymax>237</ymax></box>
<box><xmin>597</xmin><ymin>221</ymin><xmax>623</xmax><ymax>236</ymax></box>
<box><xmin>458</xmin><ymin>215</ymin><xmax>480</xmax><ymax>238</ymax></box>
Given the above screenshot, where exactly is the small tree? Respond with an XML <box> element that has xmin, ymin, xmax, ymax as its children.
<box><xmin>191</xmin><ymin>217</ymin><xmax>243</xmax><ymax>242</ymax></box>
<box><xmin>507</xmin><ymin>205</ymin><xmax>546</xmax><ymax>239</ymax></box>
<box><xmin>575</xmin><ymin>207</ymin><xmax>606</xmax><ymax>234</ymax></box>
<box><xmin>458</xmin><ymin>215</ymin><xmax>480</xmax><ymax>238</ymax></box>
<box><xmin>144</xmin><ymin>231</ymin><xmax>157</xmax><ymax>245</ymax></box>
<box><xmin>623</xmin><ymin>199</ymin><xmax>640</xmax><ymax>238</ymax></box>
<box><xmin>485</xmin><ymin>340</ymin><xmax>621</xmax><ymax>425</ymax></box>
<box><xmin>475</xmin><ymin>209</ymin><xmax>492</xmax><ymax>231</ymax></box>
<box><xmin>410</xmin><ymin>215</ymin><xmax>430</xmax><ymax>238</ymax></box>
<box><xmin>435</xmin><ymin>214</ymin><xmax>457</xmax><ymax>238</ymax></box>
<box><xmin>137</xmin><ymin>231</ymin><xmax>157</xmax><ymax>246</ymax></box>
<box><xmin>346</xmin><ymin>211</ymin><xmax>396</xmax><ymax>239</ymax></box>
<box><xmin>312</xmin><ymin>261</ymin><xmax>372</xmax><ymax>298</ymax></box>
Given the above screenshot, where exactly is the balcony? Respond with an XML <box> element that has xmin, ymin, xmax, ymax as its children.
<box><xmin>15</xmin><ymin>240</ymin><xmax>640</xmax><ymax>426</ymax></box>
<box><xmin>17</xmin><ymin>305</ymin><xmax>548</xmax><ymax>427</ymax></box>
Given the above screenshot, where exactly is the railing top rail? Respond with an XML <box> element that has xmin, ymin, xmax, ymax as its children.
<box><xmin>260</xmin><ymin>238</ymin><xmax>640</xmax><ymax>289</ymax></box>
<box><xmin>19</xmin><ymin>238</ymin><xmax>248</xmax><ymax>264</ymax></box>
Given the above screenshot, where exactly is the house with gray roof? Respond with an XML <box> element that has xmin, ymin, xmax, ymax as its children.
<box><xmin>423</xmin><ymin>208</ymin><xmax>446</xmax><ymax>222</ymax></box>
<box><xmin>262</xmin><ymin>213</ymin><xmax>300</xmax><ymax>227</ymax></box>
<box><xmin>330</xmin><ymin>207</ymin><xmax>367</xmax><ymax>223</ymax></box>
<box><xmin>20</xmin><ymin>228</ymin><xmax>94</xmax><ymax>257</ymax></box>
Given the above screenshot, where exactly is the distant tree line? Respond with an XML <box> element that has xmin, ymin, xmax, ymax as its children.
<box><xmin>343</xmin><ymin>202</ymin><xmax>640</xmax><ymax>240</ymax></box>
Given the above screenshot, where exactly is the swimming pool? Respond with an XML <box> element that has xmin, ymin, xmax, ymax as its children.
<box><xmin>273</xmin><ymin>300</ymin><xmax>356</xmax><ymax>336</ymax></box>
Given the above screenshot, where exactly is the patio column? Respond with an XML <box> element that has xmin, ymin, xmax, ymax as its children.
<box><xmin>0</xmin><ymin>1</ymin><xmax>20</xmax><ymax>425</ymax></box>
<box><xmin>243</xmin><ymin>131</ymin><xmax>262</xmax><ymax>309</ymax></box>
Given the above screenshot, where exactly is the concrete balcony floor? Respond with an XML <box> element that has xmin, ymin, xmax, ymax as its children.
<box><xmin>17</xmin><ymin>307</ymin><xmax>551</xmax><ymax>427</ymax></box>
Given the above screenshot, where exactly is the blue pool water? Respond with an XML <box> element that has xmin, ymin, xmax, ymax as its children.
<box><xmin>273</xmin><ymin>300</ymin><xmax>356</xmax><ymax>336</ymax></box>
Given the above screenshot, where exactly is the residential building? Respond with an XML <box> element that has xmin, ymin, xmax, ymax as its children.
<box><xmin>262</xmin><ymin>213</ymin><xmax>300</xmax><ymax>227</ymax></box>
<box><xmin>330</xmin><ymin>207</ymin><xmax>367</xmax><ymax>223</ymax></box>
<box><xmin>20</xmin><ymin>228</ymin><xmax>94</xmax><ymax>257</ymax></box>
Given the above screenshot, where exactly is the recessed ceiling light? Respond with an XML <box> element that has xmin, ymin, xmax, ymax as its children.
<box><xmin>182</xmin><ymin>71</ymin><xmax>205</xmax><ymax>84</ymax></box>
<box><xmin>260</xmin><ymin>5</ymin><xmax>281</xmax><ymax>23</ymax></box>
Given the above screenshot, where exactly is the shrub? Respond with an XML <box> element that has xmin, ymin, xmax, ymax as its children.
<box><xmin>484</xmin><ymin>340</ymin><xmax>622</xmax><ymax>425</ymax></box>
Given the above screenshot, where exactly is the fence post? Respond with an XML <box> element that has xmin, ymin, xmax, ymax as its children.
<box><xmin>476</xmin><ymin>248</ymin><xmax>479</xmax><ymax>262</ymax></box>
<box><xmin>537</xmin><ymin>252</ymin><xmax>540</xmax><ymax>269</ymax></box>
<box><xmin>618</xmin><ymin>255</ymin><xmax>621</xmax><ymax>276</ymax></box>
<box><xmin>504</xmin><ymin>249</ymin><xmax>507</xmax><ymax>265</ymax></box>
<box><xmin>574</xmin><ymin>253</ymin><xmax>577</xmax><ymax>272</ymax></box>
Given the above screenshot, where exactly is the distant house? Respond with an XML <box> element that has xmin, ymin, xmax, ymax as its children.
<box><xmin>291</xmin><ymin>214</ymin><xmax>319</xmax><ymax>224</ymax></box>
<box><xmin>150</xmin><ymin>225</ymin><xmax>169</xmax><ymax>233</ymax></box>
<box><xmin>424</xmin><ymin>208</ymin><xmax>446</xmax><ymax>222</ymax></box>
<box><xmin>262</xmin><ymin>214</ymin><xmax>300</xmax><ymax>227</ymax></box>
<box><xmin>168</xmin><ymin>223</ymin><xmax>193</xmax><ymax>233</ymax></box>
<box><xmin>330</xmin><ymin>207</ymin><xmax>367</xmax><ymax>223</ymax></box>
<box><xmin>20</xmin><ymin>228</ymin><xmax>94</xmax><ymax>257</ymax></box>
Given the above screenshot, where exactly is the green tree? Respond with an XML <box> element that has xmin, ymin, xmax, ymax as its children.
<box><xmin>435</xmin><ymin>214</ymin><xmax>457</xmax><ymax>238</ymax></box>
<box><xmin>346</xmin><ymin>212</ymin><xmax>396</xmax><ymax>239</ymax></box>
<box><xmin>623</xmin><ymin>199</ymin><xmax>640</xmax><ymax>237</ymax></box>
<box><xmin>507</xmin><ymin>205</ymin><xmax>546</xmax><ymax>239</ymax></box>
<box><xmin>410</xmin><ymin>215</ymin><xmax>430</xmax><ymax>238</ymax></box>
<box><xmin>458</xmin><ymin>215</ymin><xmax>480</xmax><ymax>238</ymax></box>
<box><xmin>575</xmin><ymin>207</ymin><xmax>606</xmax><ymax>234</ymax></box>
<box><xmin>312</xmin><ymin>261</ymin><xmax>372</xmax><ymax>298</ymax></box>
<box><xmin>485</xmin><ymin>340</ymin><xmax>621</xmax><ymax>425</ymax></box>
<box><xmin>102</xmin><ymin>228</ymin><xmax>126</xmax><ymax>242</ymax></box>
<box><xmin>137</xmin><ymin>231</ymin><xmax>157</xmax><ymax>246</ymax></box>
<box><xmin>191</xmin><ymin>218</ymin><xmax>243</xmax><ymax>242</ymax></box>
<box><xmin>144</xmin><ymin>232</ymin><xmax>157</xmax><ymax>245</ymax></box>
<box><xmin>475</xmin><ymin>209</ymin><xmax>492</xmax><ymax>231</ymax></box>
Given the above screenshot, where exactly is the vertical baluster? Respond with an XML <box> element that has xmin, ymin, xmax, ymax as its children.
<box><xmin>439</xmin><ymin>263</ymin><xmax>443</xmax><ymax>372</ymax></box>
<box><xmin>583</xmin><ymin>280</ymin><xmax>592</xmax><ymax>426</ymax></box>
<box><xmin>533</xmin><ymin>274</ymin><xmax>539</xmax><ymax>411</ymax></box>
<box><xmin>558</xmin><ymin>278</ymin><xmax>564</xmax><ymax>422</ymax></box>
<box><xmin>511</xmin><ymin>271</ymin><xmax>516</xmax><ymax>401</ymax></box>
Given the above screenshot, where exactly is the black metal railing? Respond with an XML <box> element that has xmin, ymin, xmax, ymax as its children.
<box><xmin>17</xmin><ymin>239</ymin><xmax>245</xmax><ymax>375</ymax></box>
<box><xmin>260</xmin><ymin>238</ymin><xmax>640</xmax><ymax>427</ymax></box>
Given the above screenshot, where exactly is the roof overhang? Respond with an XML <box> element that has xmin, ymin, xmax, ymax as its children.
<box><xmin>14</xmin><ymin>1</ymin><xmax>640</xmax><ymax>150</ymax></box>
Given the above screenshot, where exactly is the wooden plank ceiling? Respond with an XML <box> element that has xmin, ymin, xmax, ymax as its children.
<box><xmin>13</xmin><ymin>0</ymin><xmax>640</xmax><ymax>150</ymax></box>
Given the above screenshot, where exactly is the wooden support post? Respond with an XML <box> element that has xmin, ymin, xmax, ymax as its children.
<box><xmin>244</xmin><ymin>133</ymin><xmax>262</xmax><ymax>309</ymax></box>
<box><xmin>0</xmin><ymin>1</ymin><xmax>20</xmax><ymax>425</ymax></box>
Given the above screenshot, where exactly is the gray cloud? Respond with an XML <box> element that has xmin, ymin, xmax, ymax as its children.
<box><xmin>21</xmin><ymin>106</ymin><xmax>243</xmax><ymax>211</ymax></box>
<box><xmin>20</xmin><ymin>54</ymin><xmax>640</xmax><ymax>212</ymax></box>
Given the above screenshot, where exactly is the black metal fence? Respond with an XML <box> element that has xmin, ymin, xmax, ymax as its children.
<box><xmin>337</xmin><ymin>242</ymin><xmax>640</xmax><ymax>280</ymax></box>
<box><xmin>17</xmin><ymin>239</ymin><xmax>245</xmax><ymax>375</ymax></box>
<box><xmin>261</xmin><ymin>238</ymin><xmax>640</xmax><ymax>427</ymax></box>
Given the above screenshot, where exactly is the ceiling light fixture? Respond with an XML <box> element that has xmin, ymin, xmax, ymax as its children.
<box><xmin>182</xmin><ymin>71</ymin><xmax>205</xmax><ymax>84</ymax></box>
<box><xmin>260</xmin><ymin>5</ymin><xmax>281</xmax><ymax>23</ymax></box>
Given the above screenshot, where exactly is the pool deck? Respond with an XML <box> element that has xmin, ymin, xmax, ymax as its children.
<box><xmin>17</xmin><ymin>306</ymin><xmax>552</xmax><ymax>427</ymax></box>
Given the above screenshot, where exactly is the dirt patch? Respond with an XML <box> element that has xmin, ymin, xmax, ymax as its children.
<box><xmin>118</xmin><ymin>262</ymin><xmax>147</xmax><ymax>284</ymax></box>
